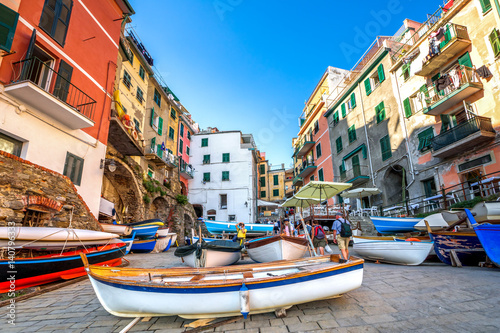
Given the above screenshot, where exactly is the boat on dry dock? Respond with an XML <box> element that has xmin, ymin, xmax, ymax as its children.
<box><xmin>245</xmin><ymin>235</ymin><xmax>309</xmax><ymax>263</ymax></box>
<box><xmin>81</xmin><ymin>253</ymin><xmax>364</xmax><ymax>319</ymax></box>
<box><xmin>174</xmin><ymin>239</ymin><xmax>242</xmax><ymax>267</ymax></box>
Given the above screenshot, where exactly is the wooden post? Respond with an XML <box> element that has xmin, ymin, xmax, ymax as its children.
<box><xmin>441</xmin><ymin>184</ymin><xmax>447</xmax><ymax>210</ymax></box>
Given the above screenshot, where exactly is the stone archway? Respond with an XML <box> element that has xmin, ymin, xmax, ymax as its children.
<box><xmin>382</xmin><ymin>165</ymin><xmax>408</xmax><ymax>207</ymax></box>
<box><xmin>192</xmin><ymin>204</ymin><xmax>203</xmax><ymax>218</ymax></box>
<box><xmin>151</xmin><ymin>196</ymin><xmax>170</xmax><ymax>223</ymax></box>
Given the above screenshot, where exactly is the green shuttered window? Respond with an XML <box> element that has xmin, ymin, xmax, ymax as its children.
<box><xmin>63</xmin><ymin>152</ymin><xmax>84</xmax><ymax>186</ymax></box>
<box><xmin>0</xmin><ymin>3</ymin><xmax>18</xmax><ymax>52</ymax></box>
<box><xmin>260</xmin><ymin>176</ymin><xmax>266</xmax><ymax>187</ymax></box>
<box><xmin>336</xmin><ymin>137</ymin><xmax>343</xmax><ymax>154</ymax></box>
<box><xmin>480</xmin><ymin>0</ymin><xmax>492</xmax><ymax>12</ymax></box>
<box><xmin>39</xmin><ymin>0</ymin><xmax>72</xmax><ymax>46</ymax></box>
<box><xmin>318</xmin><ymin>168</ymin><xmax>324</xmax><ymax>181</ymax></box>
<box><xmin>489</xmin><ymin>29</ymin><xmax>500</xmax><ymax>57</ymax></box>
<box><xmin>333</xmin><ymin>111</ymin><xmax>339</xmax><ymax>126</ymax></box>
<box><xmin>348</xmin><ymin>125</ymin><xmax>356</xmax><ymax>143</ymax></box>
<box><xmin>273</xmin><ymin>174</ymin><xmax>279</xmax><ymax>185</ymax></box>
<box><xmin>375</xmin><ymin>101</ymin><xmax>386</xmax><ymax>123</ymax></box>
<box><xmin>223</xmin><ymin>153</ymin><xmax>230</xmax><ymax>162</ymax></box>
<box><xmin>380</xmin><ymin>135</ymin><xmax>392</xmax><ymax>161</ymax></box>
<box><xmin>364</xmin><ymin>78</ymin><xmax>372</xmax><ymax>96</ymax></box>
<box><xmin>316</xmin><ymin>143</ymin><xmax>322</xmax><ymax>158</ymax></box>
<box><xmin>260</xmin><ymin>191</ymin><xmax>266</xmax><ymax>198</ymax></box>
<box><xmin>350</xmin><ymin>93</ymin><xmax>356</xmax><ymax>109</ymax></box>
<box><xmin>222</xmin><ymin>171</ymin><xmax>229</xmax><ymax>181</ymax></box>
<box><xmin>201</xmin><ymin>138</ymin><xmax>208</xmax><ymax>147</ymax></box>
<box><xmin>417</xmin><ymin>127</ymin><xmax>434</xmax><ymax>152</ymax></box>
<box><xmin>203</xmin><ymin>173</ymin><xmax>210</xmax><ymax>182</ymax></box>
<box><xmin>203</xmin><ymin>154</ymin><xmax>210</xmax><ymax>164</ymax></box>
<box><xmin>341</xmin><ymin>103</ymin><xmax>347</xmax><ymax>118</ymax></box>
<box><xmin>403</xmin><ymin>98</ymin><xmax>412</xmax><ymax>118</ymax></box>
<box><xmin>377</xmin><ymin>64</ymin><xmax>385</xmax><ymax>83</ymax></box>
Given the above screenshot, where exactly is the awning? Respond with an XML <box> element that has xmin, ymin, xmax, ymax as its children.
<box><xmin>257</xmin><ymin>200</ymin><xmax>280</xmax><ymax>207</ymax></box>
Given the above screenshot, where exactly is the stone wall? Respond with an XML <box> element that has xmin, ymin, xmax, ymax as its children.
<box><xmin>0</xmin><ymin>151</ymin><xmax>101</xmax><ymax>230</ymax></box>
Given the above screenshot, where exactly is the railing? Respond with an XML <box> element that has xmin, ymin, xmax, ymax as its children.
<box><xmin>439</xmin><ymin>23</ymin><xmax>469</xmax><ymax>50</ymax></box>
<box><xmin>340</xmin><ymin>165</ymin><xmax>370</xmax><ymax>182</ymax></box>
<box><xmin>179</xmin><ymin>159</ymin><xmax>194</xmax><ymax>177</ymax></box>
<box><xmin>431</xmin><ymin>116</ymin><xmax>494</xmax><ymax>151</ymax></box>
<box><xmin>147</xmin><ymin>141</ymin><xmax>178</xmax><ymax>166</ymax></box>
<box><xmin>292</xmin><ymin>175</ymin><xmax>303</xmax><ymax>184</ymax></box>
<box><xmin>414</xmin><ymin>66</ymin><xmax>481</xmax><ymax>113</ymax></box>
<box><xmin>11</xmin><ymin>57</ymin><xmax>96</xmax><ymax>120</ymax></box>
<box><xmin>293</xmin><ymin>134</ymin><xmax>314</xmax><ymax>155</ymax></box>
<box><xmin>391</xmin><ymin>6</ymin><xmax>445</xmax><ymax>63</ymax></box>
<box><xmin>298</xmin><ymin>160</ymin><xmax>315</xmax><ymax>174</ymax></box>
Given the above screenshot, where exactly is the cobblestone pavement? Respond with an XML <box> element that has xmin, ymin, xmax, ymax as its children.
<box><xmin>2</xmin><ymin>248</ymin><xmax>500</xmax><ymax>333</ymax></box>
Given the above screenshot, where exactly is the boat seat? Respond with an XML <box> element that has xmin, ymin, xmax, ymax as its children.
<box><xmin>243</xmin><ymin>272</ymin><xmax>253</xmax><ymax>279</ymax></box>
<box><xmin>189</xmin><ymin>274</ymin><xmax>205</xmax><ymax>282</ymax></box>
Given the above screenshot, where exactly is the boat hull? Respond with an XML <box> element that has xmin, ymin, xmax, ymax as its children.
<box><xmin>245</xmin><ymin>236</ymin><xmax>309</xmax><ymax>263</ymax></box>
<box><xmin>152</xmin><ymin>234</ymin><xmax>176</xmax><ymax>253</ymax></box>
<box><xmin>204</xmin><ymin>220</ymin><xmax>273</xmax><ymax>235</ymax></box>
<box><xmin>85</xmin><ymin>255</ymin><xmax>364</xmax><ymax>319</ymax></box>
<box><xmin>0</xmin><ymin>243</ymin><xmax>126</xmax><ymax>293</ymax></box>
<box><xmin>182</xmin><ymin>249</ymin><xmax>241</xmax><ymax>268</ymax></box>
<box><xmin>0</xmin><ymin>238</ymin><xmax>124</xmax><ymax>250</ymax></box>
<box><xmin>414</xmin><ymin>213</ymin><xmax>449</xmax><ymax>231</ymax></box>
<box><xmin>131</xmin><ymin>225</ymin><xmax>159</xmax><ymax>239</ymax></box>
<box><xmin>99</xmin><ymin>224</ymin><xmax>132</xmax><ymax>236</ymax></box>
<box><xmin>353</xmin><ymin>240</ymin><xmax>433</xmax><ymax>265</ymax></box>
<box><xmin>471</xmin><ymin>202</ymin><xmax>500</xmax><ymax>223</ymax></box>
<box><xmin>369</xmin><ymin>216</ymin><xmax>420</xmax><ymax>234</ymax></box>
<box><xmin>0</xmin><ymin>227</ymin><xmax>119</xmax><ymax>241</ymax></box>
<box><xmin>472</xmin><ymin>224</ymin><xmax>500</xmax><ymax>267</ymax></box>
<box><xmin>430</xmin><ymin>232</ymin><xmax>486</xmax><ymax>266</ymax></box>
<box><xmin>131</xmin><ymin>239</ymin><xmax>157</xmax><ymax>253</ymax></box>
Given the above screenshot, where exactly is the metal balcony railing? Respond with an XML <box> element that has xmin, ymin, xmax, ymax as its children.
<box><xmin>11</xmin><ymin>57</ymin><xmax>96</xmax><ymax>119</ymax></box>
<box><xmin>431</xmin><ymin>116</ymin><xmax>495</xmax><ymax>151</ymax></box>
<box><xmin>340</xmin><ymin>165</ymin><xmax>370</xmax><ymax>182</ymax></box>
<box><xmin>179</xmin><ymin>160</ymin><xmax>194</xmax><ymax>178</ymax></box>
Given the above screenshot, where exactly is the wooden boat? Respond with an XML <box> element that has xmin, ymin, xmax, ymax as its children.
<box><xmin>204</xmin><ymin>220</ymin><xmax>273</xmax><ymax>235</ymax></box>
<box><xmin>429</xmin><ymin>230</ymin><xmax>486</xmax><ymax>266</ymax></box>
<box><xmin>245</xmin><ymin>235</ymin><xmax>309</xmax><ymax>263</ymax></box>
<box><xmin>123</xmin><ymin>218</ymin><xmax>164</xmax><ymax>227</ymax></box>
<box><xmin>353</xmin><ymin>235</ymin><xmax>431</xmax><ymax>243</ymax></box>
<box><xmin>441</xmin><ymin>210</ymin><xmax>462</xmax><ymax>224</ymax></box>
<box><xmin>352</xmin><ymin>238</ymin><xmax>433</xmax><ymax>265</ymax></box>
<box><xmin>151</xmin><ymin>233</ymin><xmax>176</xmax><ymax>253</ymax></box>
<box><xmin>156</xmin><ymin>227</ymin><xmax>170</xmax><ymax>237</ymax></box>
<box><xmin>0</xmin><ymin>242</ymin><xmax>126</xmax><ymax>293</ymax></box>
<box><xmin>0</xmin><ymin>237</ymin><xmax>126</xmax><ymax>250</ymax></box>
<box><xmin>130</xmin><ymin>225</ymin><xmax>159</xmax><ymax>239</ymax></box>
<box><xmin>174</xmin><ymin>240</ymin><xmax>242</xmax><ymax>268</ymax></box>
<box><xmin>0</xmin><ymin>227</ymin><xmax>119</xmax><ymax>241</ymax></box>
<box><xmin>414</xmin><ymin>213</ymin><xmax>449</xmax><ymax>231</ymax></box>
<box><xmin>467</xmin><ymin>209</ymin><xmax>500</xmax><ymax>267</ymax></box>
<box><xmin>81</xmin><ymin>253</ymin><xmax>364</xmax><ymax>319</ymax></box>
<box><xmin>130</xmin><ymin>238</ymin><xmax>157</xmax><ymax>253</ymax></box>
<box><xmin>471</xmin><ymin>201</ymin><xmax>500</xmax><ymax>223</ymax></box>
<box><xmin>99</xmin><ymin>223</ymin><xmax>132</xmax><ymax>236</ymax></box>
<box><xmin>369</xmin><ymin>216</ymin><xmax>421</xmax><ymax>234</ymax></box>
<box><xmin>169</xmin><ymin>233</ymin><xmax>178</xmax><ymax>249</ymax></box>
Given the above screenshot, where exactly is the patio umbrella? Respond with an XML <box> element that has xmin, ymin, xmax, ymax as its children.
<box><xmin>340</xmin><ymin>188</ymin><xmax>381</xmax><ymax>199</ymax></box>
<box><xmin>295</xmin><ymin>181</ymin><xmax>353</xmax><ymax>202</ymax></box>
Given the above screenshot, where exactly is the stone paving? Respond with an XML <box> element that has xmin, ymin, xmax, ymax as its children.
<box><xmin>2</xmin><ymin>248</ymin><xmax>500</xmax><ymax>333</ymax></box>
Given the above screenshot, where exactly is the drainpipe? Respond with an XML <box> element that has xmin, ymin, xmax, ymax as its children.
<box><xmin>356</xmin><ymin>83</ymin><xmax>376</xmax><ymax>187</ymax></box>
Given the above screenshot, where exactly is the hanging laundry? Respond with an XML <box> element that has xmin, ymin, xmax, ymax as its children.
<box><xmin>436</xmin><ymin>75</ymin><xmax>452</xmax><ymax>92</ymax></box>
<box><xmin>449</xmin><ymin>69</ymin><xmax>460</xmax><ymax>89</ymax></box>
<box><xmin>476</xmin><ymin>65</ymin><xmax>493</xmax><ymax>79</ymax></box>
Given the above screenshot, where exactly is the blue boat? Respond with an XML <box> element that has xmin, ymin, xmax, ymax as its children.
<box><xmin>131</xmin><ymin>238</ymin><xmax>157</xmax><ymax>253</ymax></box>
<box><xmin>370</xmin><ymin>216</ymin><xmax>421</xmax><ymax>234</ymax></box>
<box><xmin>131</xmin><ymin>225</ymin><xmax>159</xmax><ymax>239</ymax></box>
<box><xmin>429</xmin><ymin>226</ymin><xmax>486</xmax><ymax>266</ymax></box>
<box><xmin>467</xmin><ymin>209</ymin><xmax>500</xmax><ymax>267</ymax></box>
<box><xmin>204</xmin><ymin>220</ymin><xmax>273</xmax><ymax>235</ymax></box>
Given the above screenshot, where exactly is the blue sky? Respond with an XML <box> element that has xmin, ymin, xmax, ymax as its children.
<box><xmin>128</xmin><ymin>0</ymin><xmax>441</xmax><ymax>167</ymax></box>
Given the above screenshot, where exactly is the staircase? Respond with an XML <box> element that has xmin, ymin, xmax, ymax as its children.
<box><xmin>350</xmin><ymin>216</ymin><xmax>377</xmax><ymax>236</ymax></box>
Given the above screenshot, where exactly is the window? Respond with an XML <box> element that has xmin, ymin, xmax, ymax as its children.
<box><xmin>186</xmin><ymin>146</ymin><xmax>190</xmax><ymax>156</ymax></box>
<box><xmin>23</xmin><ymin>209</ymin><xmax>43</xmax><ymax>227</ymax></box>
<box><xmin>222</xmin><ymin>153</ymin><xmax>230</xmax><ymax>162</ymax></box>
<box><xmin>375</xmin><ymin>101</ymin><xmax>385</xmax><ymax>123</ymax></box>
<box><xmin>157</xmin><ymin>117</ymin><xmax>163</xmax><ymax>135</ymax></box>
<box><xmin>260</xmin><ymin>191</ymin><xmax>266</xmax><ymax>198</ymax></box>
<box><xmin>310</xmin><ymin>175</ymin><xmax>314</xmax><ymax>181</ymax></box>
<box><xmin>203</xmin><ymin>172</ymin><xmax>210</xmax><ymax>182</ymax></box>
<box><xmin>139</xmin><ymin>65</ymin><xmax>145</xmax><ymax>80</ymax></box>
<box><xmin>364</xmin><ymin>78</ymin><xmax>372</xmax><ymax>96</ymax></box>
<box><xmin>336</xmin><ymin>137</ymin><xmax>343</xmax><ymax>154</ymax></box>
<box><xmin>168</xmin><ymin>127</ymin><xmax>174</xmax><ymax>140</ymax></box>
<box><xmin>39</xmin><ymin>0</ymin><xmax>72</xmax><ymax>46</ymax></box>
<box><xmin>123</xmin><ymin>70</ymin><xmax>131</xmax><ymax>89</ymax></box>
<box><xmin>318</xmin><ymin>168</ymin><xmax>324</xmax><ymax>181</ymax></box>
<box><xmin>133</xmin><ymin>118</ymin><xmax>140</xmax><ymax>131</ymax></box>
<box><xmin>170</xmin><ymin>107</ymin><xmax>176</xmax><ymax>119</ymax></box>
<box><xmin>348</xmin><ymin>125</ymin><xmax>357</xmax><ymax>143</ymax></box>
<box><xmin>313</xmin><ymin>120</ymin><xmax>319</xmax><ymax>134</ymax></box>
<box><xmin>489</xmin><ymin>29</ymin><xmax>500</xmax><ymax>57</ymax></box>
<box><xmin>179</xmin><ymin>139</ymin><xmax>183</xmax><ymax>154</ymax></box>
<box><xmin>0</xmin><ymin>3</ymin><xmax>18</xmax><ymax>52</ymax></box>
<box><xmin>129</xmin><ymin>52</ymin><xmax>134</xmax><ymax>65</ymax></box>
<box><xmin>63</xmin><ymin>152</ymin><xmax>84</xmax><ymax>186</ymax></box>
<box><xmin>259</xmin><ymin>164</ymin><xmax>266</xmax><ymax>174</ymax></box>
<box><xmin>0</xmin><ymin>132</ymin><xmax>22</xmax><ymax>157</ymax></box>
<box><xmin>154</xmin><ymin>88</ymin><xmax>161</xmax><ymax>107</ymax></box>
<box><xmin>136</xmin><ymin>87</ymin><xmax>144</xmax><ymax>103</ymax></box>
<box><xmin>147</xmin><ymin>165</ymin><xmax>153</xmax><ymax>178</ymax></box>
<box><xmin>201</xmin><ymin>138</ymin><xmax>208</xmax><ymax>147</ymax></box>
<box><xmin>417</xmin><ymin>127</ymin><xmax>434</xmax><ymax>152</ymax></box>
<box><xmin>339</xmin><ymin>164</ymin><xmax>346</xmax><ymax>178</ymax></box>
<box><xmin>402</xmin><ymin>63</ymin><xmax>411</xmax><ymax>81</ymax></box>
<box><xmin>222</xmin><ymin>171</ymin><xmax>229</xmax><ymax>181</ymax></box>
<box><xmin>150</xmin><ymin>137</ymin><xmax>156</xmax><ymax>153</ymax></box>
<box><xmin>273</xmin><ymin>189</ymin><xmax>279</xmax><ymax>197</ymax></box>
<box><xmin>349</xmin><ymin>93</ymin><xmax>356</xmax><ymax>110</ymax></box>
<box><xmin>377</xmin><ymin>64</ymin><xmax>385</xmax><ymax>83</ymax></box>
<box><xmin>180</xmin><ymin>123</ymin><xmax>184</xmax><ymax>137</ymax></box>
<box><xmin>150</xmin><ymin>107</ymin><xmax>158</xmax><ymax>130</ymax></box>
<box><xmin>316</xmin><ymin>143</ymin><xmax>322</xmax><ymax>158</ymax></box>
<box><xmin>422</xmin><ymin>178</ymin><xmax>437</xmax><ymax>198</ymax></box>
<box><xmin>341</xmin><ymin>103</ymin><xmax>347</xmax><ymax>118</ymax></box>
<box><xmin>380</xmin><ymin>135</ymin><xmax>392</xmax><ymax>161</ymax></box>
<box><xmin>203</xmin><ymin>154</ymin><xmax>210</xmax><ymax>164</ymax></box>
<box><xmin>220</xmin><ymin>194</ymin><xmax>227</xmax><ymax>209</ymax></box>
<box><xmin>458</xmin><ymin>154</ymin><xmax>492</xmax><ymax>172</ymax></box>
<box><xmin>273</xmin><ymin>175</ymin><xmax>279</xmax><ymax>185</ymax></box>
<box><xmin>54</xmin><ymin>60</ymin><xmax>73</xmax><ymax>102</ymax></box>
<box><xmin>260</xmin><ymin>176</ymin><xmax>266</xmax><ymax>187</ymax></box>
<box><xmin>480</xmin><ymin>0</ymin><xmax>492</xmax><ymax>12</ymax></box>
<box><xmin>403</xmin><ymin>97</ymin><xmax>412</xmax><ymax>118</ymax></box>
<box><xmin>187</xmin><ymin>131</ymin><xmax>191</xmax><ymax>141</ymax></box>
<box><xmin>229</xmin><ymin>215</ymin><xmax>236</xmax><ymax>221</ymax></box>
<box><xmin>332</xmin><ymin>111</ymin><xmax>339</xmax><ymax>126</ymax></box>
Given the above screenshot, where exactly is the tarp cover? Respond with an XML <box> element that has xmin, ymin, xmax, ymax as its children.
<box><xmin>174</xmin><ymin>240</ymin><xmax>242</xmax><ymax>258</ymax></box>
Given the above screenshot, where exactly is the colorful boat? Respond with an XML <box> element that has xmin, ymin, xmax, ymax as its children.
<box><xmin>204</xmin><ymin>220</ymin><xmax>273</xmax><ymax>235</ymax></box>
<box><xmin>467</xmin><ymin>209</ymin><xmax>500</xmax><ymax>267</ymax></box>
<box><xmin>152</xmin><ymin>233</ymin><xmax>176</xmax><ymax>253</ymax></box>
<box><xmin>369</xmin><ymin>216</ymin><xmax>421</xmax><ymax>234</ymax></box>
<box><xmin>352</xmin><ymin>238</ymin><xmax>433</xmax><ymax>265</ymax></box>
<box><xmin>429</xmin><ymin>230</ymin><xmax>486</xmax><ymax>266</ymax></box>
<box><xmin>130</xmin><ymin>225</ymin><xmax>159</xmax><ymax>239</ymax></box>
<box><xmin>99</xmin><ymin>223</ymin><xmax>132</xmax><ymax>236</ymax></box>
<box><xmin>245</xmin><ymin>235</ymin><xmax>309</xmax><ymax>263</ymax></box>
<box><xmin>470</xmin><ymin>201</ymin><xmax>500</xmax><ymax>223</ymax></box>
<box><xmin>0</xmin><ymin>242</ymin><xmax>126</xmax><ymax>293</ymax></box>
<box><xmin>81</xmin><ymin>254</ymin><xmax>364</xmax><ymax>319</ymax></box>
<box><xmin>0</xmin><ymin>238</ymin><xmax>126</xmax><ymax>250</ymax></box>
<box><xmin>0</xmin><ymin>227</ymin><xmax>119</xmax><ymax>241</ymax></box>
<box><xmin>123</xmin><ymin>218</ymin><xmax>164</xmax><ymax>227</ymax></box>
<box><xmin>414</xmin><ymin>213</ymin><xmax>449</xmax><ymax>232</ymax></box>
<box><xmin>130</xmin><ymin>238</ymin><xmax>157</xmax><ymax>253</ymax></box>
<box><xmin>174</xmin><ymin>240</ymin><xmax>242</xmax><ymax>268</ymax></box>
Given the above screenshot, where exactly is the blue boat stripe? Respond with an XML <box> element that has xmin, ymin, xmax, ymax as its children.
<box><xmin>93</xmin><ymin>263</ymin><xmax>363</xmax><ymax>294</ymax></box>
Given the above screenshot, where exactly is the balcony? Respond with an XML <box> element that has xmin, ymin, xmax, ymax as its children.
<box><xmin>5</xmin><ymin>57</ymin><xmax>96</xmax><ymax>129</ymax></box>
<box><xmin>340</xmin><ymin>165</ymin><xmax>370</xmax><ymax>185</ymax></box>
<box><xmin>179</xmin><ymin>160</ymin><xmax>194</xmax><ymax>179</ymax></box>
<box><xmin>423</xmin><ymin>66</ymin><xmax>482</xmax><ymax>116</ymax></box>
<box><xmin>431</xmin><ymin>116</ymin><xmax>495</xmax><ymax>158</ymax></box>
<box><xmin>108</xmin><ymin>114</ymin><xmax>145</xmax><ymax>156</ymax></box>
<box><xmin>416</xmin><ymin>24</ymin><xmax>471</xmax><ymax>77</ymax></box>
<box><xmin>298</xmin><ymin>160</ymin><xmax>317</xmax><ymax>178</ymax></box>
<box><xmin>145</xmin><ymin>143</ymin><xmax>178</xmax><ymax>168</ymax></box>
<box><xmin>292</xmin><ymin>176</ymin><xmax>303</xmax><ymax>186</ymax></box>
<box><xmin>293</xmin><ymin>134</ymin><xmax>314</xmax><ymax>158</ymax></box>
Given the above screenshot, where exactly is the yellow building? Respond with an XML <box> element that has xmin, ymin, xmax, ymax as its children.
<box><xmin>268</xmin><ymin>165</ymin><xmax>286</xmax><ymax>201</ymax></box>
<box><xmin>257</xmin><ymin>153</ymin><xmax>269</xmax><ymax>200</ymax></box>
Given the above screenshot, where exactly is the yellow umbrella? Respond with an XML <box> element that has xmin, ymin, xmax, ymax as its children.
<box><xmin>281</xmin><ymin>196</ymin><xmax>321</xmax><ymax>208</ymax></box>
<box><xmin>295</xmin><ymin>181</ymin><xmax>353</xmax><ymax>202</ymax></box>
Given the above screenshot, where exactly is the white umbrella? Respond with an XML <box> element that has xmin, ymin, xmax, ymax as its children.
<box><xmin>295</xmin><ymin>181</ymin><xmax>353</xmax><ymax>202</ymax></box>
<box><xmin>340</xmin><ymin>188</ymin><xmax>381</xmax><ymax>198</ymax></box>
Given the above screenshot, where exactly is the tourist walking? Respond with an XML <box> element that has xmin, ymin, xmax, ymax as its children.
<box><xmin>332</xmin><ymin>213</ymin><xmax>352</xmax><ymax>260</ymax></box>
<box><xmin>283</xmin><ymin>219</ymin><xmax>294</xmax><ymax>236</ymax></box>
<box><xmin>234</xmin><ymin>222</ymin><xmax>247</xmax><ymax>245</ymax></box>
<box><xmin>311</xmin><ymin>221</ymin><xmax>327</xmax><ymax>255</ymax></box>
